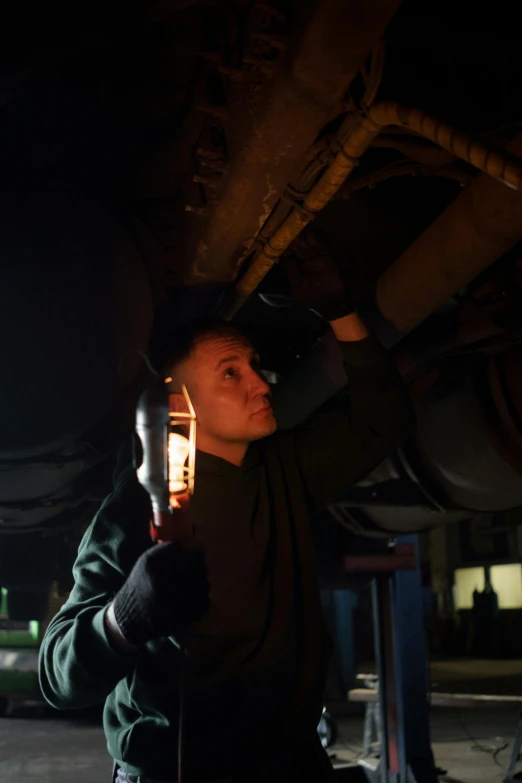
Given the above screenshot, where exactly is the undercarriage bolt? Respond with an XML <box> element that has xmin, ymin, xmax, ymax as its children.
<box><xmin>196</xmin><ymin>148</ymin><xmax>226</xmax><ymax>160</ymax></box>
<box><xmin>218</xmin><ymin>64</ymin><xmax>244</xmax><ymax>82</ymax></box>
<box><xmin>196</xmin><ymin>102</ymin><xmax>228</xmax><ymax>121</ymax></box>
<box><xmin>250</xmin><ymin>31</ymin><xmax>286</xmax><ymax>50</ymax></box>
<box><xmin>242</xmin><ymin>55</ymin><xmax>275</xmax><ymax>77</ymax></box>
<box><xmin>201</xmin><ymin>159</ymin><xmax>228</xmax><ymax>173</ymax></box>
<box><xmin>193</xmin><ymin>174</ymin><xmax>220</xmax><ymax>188</ymax></box>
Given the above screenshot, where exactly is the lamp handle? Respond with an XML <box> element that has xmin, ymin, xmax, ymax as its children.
<box><xmin>150</xmin><ymin>498</ymin><xmax>193</xmax><ymax>544</ymax></box>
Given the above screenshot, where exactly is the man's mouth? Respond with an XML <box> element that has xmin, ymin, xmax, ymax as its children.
<box><xmin>252</xmin><ymin>404</ymin><xmax>273</xmax><ymax>417</ymax></box>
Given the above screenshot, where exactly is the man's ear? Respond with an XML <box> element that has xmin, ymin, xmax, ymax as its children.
<box><xmin>168</xmin><ymin>392</ymin><xmax>190</xmax><ymax>415</ymax></box>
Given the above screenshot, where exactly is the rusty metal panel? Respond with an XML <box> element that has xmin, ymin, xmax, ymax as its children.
<box><xmin>376</xmin><ymin>133</ymin><xmax>522</xmax><ymax>334</ymax></box>
<box><xmin>184</xmin><ymin>0</ymin><xmax>405</xmax><ymax>285</ymax></box>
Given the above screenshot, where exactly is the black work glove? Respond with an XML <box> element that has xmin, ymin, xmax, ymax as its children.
<box><xmin>285</xmin><ymin>230</ymin><xmax>354</xmax><ymax>321</ymax></box>
<box><xmin>113</xmin><ymin>542</ymin><xmax>210</xmax><ymax>647</ymax></box>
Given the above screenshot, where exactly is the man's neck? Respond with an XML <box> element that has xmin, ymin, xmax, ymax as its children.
<box><xmin>196</xmin><ymin>434</ymin><xmax>248</xmax><ymax>467</ymax></box>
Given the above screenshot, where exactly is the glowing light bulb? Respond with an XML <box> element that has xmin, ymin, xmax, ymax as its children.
<box><xmin>168</xmin><ymin>432</ymin><xmax>190</xmax><ymax>500</ymax></box>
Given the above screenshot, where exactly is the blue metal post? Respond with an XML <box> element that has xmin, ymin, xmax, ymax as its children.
<box><xmin>393</xmin><ymin>535</ymin><xmax>438</xmax><ymax>782</ymax></box>
<box><xmin>333</xmin><ymin>589</ymin><xmax>358</xmax><ymax>692</ymax></box>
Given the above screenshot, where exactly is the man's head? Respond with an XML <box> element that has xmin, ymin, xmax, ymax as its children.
<box><xmin>165</xmin><ymin>321</ymin><xmax>277</xmax><ymax>460</ymax></box>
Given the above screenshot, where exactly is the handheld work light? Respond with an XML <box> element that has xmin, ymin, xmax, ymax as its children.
<box><xmin>135</xmin><ymin>379</ymin><xmax>196</xmax><ymax>543</ymax></box>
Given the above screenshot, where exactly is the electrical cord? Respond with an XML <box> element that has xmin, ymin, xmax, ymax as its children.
<box><xmin>178</xmin><ymin>639</ymin><xmax>185</xmax><ymax>783</ymax></box>
<box><xmin>426</xmin><ymin>653</ymin><xmax>510</xmax><ymax>771</ymax></box>
<box><xmin>454</xmin><ymin>709</ymin><xmax>508</xmax><ymax>769</ymax></box>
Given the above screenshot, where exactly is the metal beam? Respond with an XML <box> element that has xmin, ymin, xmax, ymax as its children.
<box><xmin>185</xmin><ymin>0</ymin><xmax>405</xmax><ymax>285</ymax></box>
<box><xmin>219</xmin><ymin>102</ymin><xmax>522</xmax><ymax>319</ymax></box>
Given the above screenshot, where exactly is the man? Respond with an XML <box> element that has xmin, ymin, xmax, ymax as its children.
<box><xmin>39</xmin><ymin>244</ymin><xmax>415</xmax><ymax>782</ymax></box>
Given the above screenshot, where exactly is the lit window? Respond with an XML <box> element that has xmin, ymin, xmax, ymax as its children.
<box><xmin>490</xmin><ymin>564</ymin><xmax>522</xmax><ymax>609</ymax></box>
<box><xmin>454</xmin><ymin>567</ymin><xmax>485</xmax><ymax>609</ymax></box>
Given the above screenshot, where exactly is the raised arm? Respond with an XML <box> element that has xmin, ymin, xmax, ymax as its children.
<box><xmin>294</xmin><ymin>322</ymin><xmax>415</xmax><ymax>511</ymax></box>
<box><xmin>283</xmin><ymin>232</ymin><xmax>415</xmax><ymax>511</ymax></box>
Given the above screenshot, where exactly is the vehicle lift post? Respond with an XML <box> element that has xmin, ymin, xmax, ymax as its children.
<box><xmin>343</xmin><ymin>535</ymin><xmax>439</xmax><ymax>783</ymax></box>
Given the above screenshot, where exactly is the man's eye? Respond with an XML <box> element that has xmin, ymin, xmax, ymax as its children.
<box><xmin>223</xmin><ymin>368</ymin><xmax>238</xmax><ymax>379</ymax></box>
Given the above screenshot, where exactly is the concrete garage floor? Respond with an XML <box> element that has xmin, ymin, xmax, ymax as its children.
<box><xmin>0</xmin><ymin>660</ymin><xmax>520</xmax><ymax>783</ymax></box>
<box><xmin>332</xmin><ymin>707</ymin><xmax>520</xmax><ymax>783</ymax></box>
<box><xmin>0</xmin><ymin>708</ymin><xmax>519</xmax><ymax>783</ymax></box>
<box><xmin>0</xmin><ymin>712</ymin><xmax>111</xmax><ymax>782</ymax></box>
<box><xmin>330</xmin><ymin>658</ymin><xmax>522</xmax><ymax>782</ymax></box>
<box><xmin>0</xmin><ymin>709</ymin><xmax>518</xmax><ymax>783</ymax></box>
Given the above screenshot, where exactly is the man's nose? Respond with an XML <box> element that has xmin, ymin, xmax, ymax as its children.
<box><xmin>250</xmin><ymin>369</ymin><xmax>271</xmax><ymax>397</ymax></box>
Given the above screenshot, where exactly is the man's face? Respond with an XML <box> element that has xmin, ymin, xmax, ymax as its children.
<box><xmin>179</xmin><ymin>334</ymin><xmax>277</xmax><ymax>446</ymax></box>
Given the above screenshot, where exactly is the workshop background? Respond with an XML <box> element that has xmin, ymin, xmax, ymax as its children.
<box><xmin>2</xmin><ymin>0</ymin><xmax>522</xmax><ymax>781</ymax></box>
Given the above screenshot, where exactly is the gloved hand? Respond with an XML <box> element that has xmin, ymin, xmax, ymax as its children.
<box><xmin>285</xmin><ymin>230</ymin><xmax>354</xmax><ymax>321</ymax></box>
<box><xmin>112</xmin><ymin>542</ymin><xmax>210</xmax><ymax>646</ymax></box>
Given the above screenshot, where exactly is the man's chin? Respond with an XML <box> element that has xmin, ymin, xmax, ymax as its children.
<box><xmin>251</xmin><ymin>416</ymin><xmax>278</xmax><ymax>440</ymax></box>
<box><xmin>266</xmin><ymin>417</ymin><xmax>278</xmax><ymax>435</ymax></box>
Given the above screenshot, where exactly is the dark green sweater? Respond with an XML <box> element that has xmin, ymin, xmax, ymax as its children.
<box><xmin>39</xmin><ymin>337</ymin><xmax>415</xmax><ymax>780</ymax></box>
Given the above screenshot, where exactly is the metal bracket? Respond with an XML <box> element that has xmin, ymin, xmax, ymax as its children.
<box><xmin>281</xmin><ymin>186</ymin><xmax>317</xmax><ymax>222</ymax></box>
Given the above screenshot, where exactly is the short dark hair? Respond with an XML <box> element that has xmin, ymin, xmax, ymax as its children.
<box><xmin>162</xmin><ymin>320</ymin><xmax>253</xmax><ymax>377</ymax></box>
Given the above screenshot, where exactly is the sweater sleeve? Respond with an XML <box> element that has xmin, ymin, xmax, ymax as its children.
<box><xmin>38</xmin><ymin>476</ymin><xmax>152</xmax><ymax>710</ymax></box>
<box><xmin>293</xmin><ymin>335</ymin><xmax>416</xmax><ymax>512</ymax></box>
